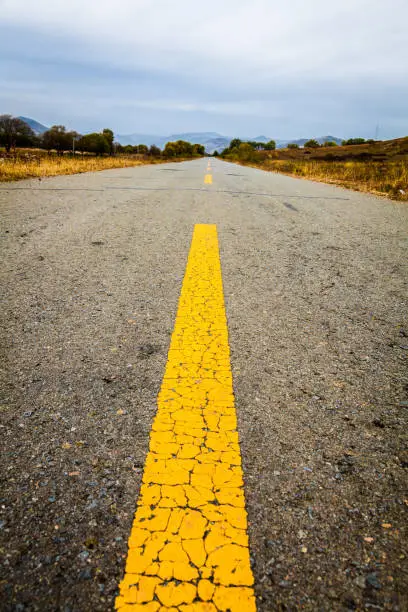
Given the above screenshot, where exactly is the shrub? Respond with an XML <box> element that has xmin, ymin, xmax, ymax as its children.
<box><xmin>264</xmin><ymin>140</ymin><xmax>276</xmax><ymax>150</ymax></box>
<box><xmin>304</xmin><ymin>139</ymin><xmax>320</xmax><ymax>148</ymax></box>
<box><xmin>342</xmin><ymin>138</ymin><xmax>366</xmax><ymax>146</ymax></box>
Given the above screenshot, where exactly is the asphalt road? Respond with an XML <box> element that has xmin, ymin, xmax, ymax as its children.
<box><xmin>1</xmin><ymin>158</ymin><xmax>407</xmax><ymax>611</ymax></box>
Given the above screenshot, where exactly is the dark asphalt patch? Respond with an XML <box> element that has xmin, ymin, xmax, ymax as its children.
<box><xmin>137</xmin><ymin>344</ymin><xmax>162</xmax><ymax>359</ymax></box>
<box><xmin>283</xmin><ymin>202</ymin><xmax>298</xmax><ymax>212</ymax></box>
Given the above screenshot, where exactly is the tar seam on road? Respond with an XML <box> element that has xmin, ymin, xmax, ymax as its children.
<box><xmin>0</xmin><ymin>186</ymin><xmax>350</xmax><ymax>200</ymax></box>
<box><xmin>282</xmin><ymin>202</ymin><xmax>298</xmax><ymax>212</ymax></box>
<box><xmin>115</xmin><ymin>224</ymin><xmax>256</xmax><ymax>612</ymax></box>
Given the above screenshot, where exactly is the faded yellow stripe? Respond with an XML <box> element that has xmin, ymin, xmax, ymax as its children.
<box><xmin>204</xmin><ymin>173</ymin><xmax>213</xmax><ymax>184</ymax></box>
<box><xmin>115</xmin><ymin>225</ymin><xmax>256</xmax><ymax>612</ymax></box>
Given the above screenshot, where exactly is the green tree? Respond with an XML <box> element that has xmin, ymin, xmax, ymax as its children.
<box><xmin>77</xmin><ymin>132</ymin><xmax>109</xmax><ymax>155</ymax></box>
<box><xmin>193</xmin><ymin>143</ymin><xmax>205</xmax><ymax>156</ymax></box>
<box><xmin>137</xmin><ymin>144</ymin><xmax>149</xmax><ymax>155</ymax></box>
<box><xmin>176</xmin><ymin>140</ymin><xmax>193</xmax><ymax>156</ymax></box>
<box><xmin>213</xmin><ymin>150</ymin><xmax>219</xmax><ymax>157</ymax></box>
<box><xmin>304</xmin><ymin>139</ymin><xmax>320</xmax><ymax>148</ymax></box>
<box><xmin>287</xmin><ymin>143</ymin><xmax>299</xmax><ymax>149</ymax></box>
<box><xmin>342</xmin><ymin>138</ymin><xmax>366</xmax><ymax>146</ymax></box>
<box><xmin>264</xmin><ymin>140</ymin><xmax>276</xmax><ymax>150</ymax></box>
<box><xmin>229</xmin><ymin>138</ymin><xmax>242</xmax><ymax>149</ymax></box>
<box><xmin>122</xmin><ymin>145</ymin><xmax>134</xmax><ymax>154</ymax></box>
<box><xmin>323</xmin><ymin>141</ymin><xmax>338</xmax><ymax>147</ymax></box>
<box><xmin>0</xmin><ymin>115</ymin><xmax>35</xmax><ymax>153</ymax></box>
<box><xmin>237</xmin><ymin>142</ymin><xmax>258</xmax><ymax>161</ymax></box>
<box><xmin>164</xmin><ymin>140</ymin><xmax>196</xmax><ymax>158</ymax></box>
<box><xmin>42</xmin><ymin>125</ymin><xmax>74</xmax><ymax>155</ymax></box>
<box><xmin>163</xmin><ymin>142</ymin><xmax>177</xmax><ymax>157</ymax></box>
<box><xmin>149</xmin><ymin>144</ymin><xmax>161</xmax><ymax>157</ymax></box>
<box><xmin>102</xmin><ymin>128</ymin><xmax>114</xmax><ymax>155</ymax></box>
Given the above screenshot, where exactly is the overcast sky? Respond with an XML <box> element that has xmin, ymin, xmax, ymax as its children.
<box><xmin>1</xmin><ymin>0</ymin><xmax>407</xmax><ymax>139</ymax></box>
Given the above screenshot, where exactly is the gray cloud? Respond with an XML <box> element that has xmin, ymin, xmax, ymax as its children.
<box><xmin>1</xmin><ymin>0</ymin><xmax>407</xmax><ymax>138</ymax></box>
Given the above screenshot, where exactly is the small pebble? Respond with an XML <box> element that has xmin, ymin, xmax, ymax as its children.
<box><xmin>366</xmin><ymin>573</ymin><xmax>381</xmax><ymax>589</ymax></box>
<box><xmin>79</xmin><ymin>568</ymin><xmax>92</xmax><ymax>580</ymax></box>
<box><xmin>78</xmin><ymin>551</ymin><xmax>90</xmax><ymax>561</ymax></box>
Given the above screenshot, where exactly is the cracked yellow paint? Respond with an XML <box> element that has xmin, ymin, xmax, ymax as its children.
<box><xmin>204</xmin><ymin>174</ymin><xmax>213</xmax><ymax>184</ymax></box>
<box><xmin>116</xmin><ymin>225</ymin><xmax>256</xmax><ymax>611</ymax></box>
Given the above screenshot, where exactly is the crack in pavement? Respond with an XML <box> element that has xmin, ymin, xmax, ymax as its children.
<box><xmin>0</xmin><ymin>186</ymin><xmax>350</xmax><ymax>200</ymax></box>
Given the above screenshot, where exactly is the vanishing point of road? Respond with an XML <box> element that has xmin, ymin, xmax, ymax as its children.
<box><xmin>1</xmin><ymin>159</ymin><xmax>407</xmax><ymax>611</ymax></box>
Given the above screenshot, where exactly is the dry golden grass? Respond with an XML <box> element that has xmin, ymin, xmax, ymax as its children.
<box><xmin>0</xmin><ymin>154</ymin><xmax>167</xmax><ymax>182</ymax></box>
<box><xmin>260</xmin><ymin>159</ymin><xmax>408</xmax><ymax>200</ymax></box>
<box><xmin>224</xmin><ymin>137</ymin><xmax>408</xmax><ymax>201</ymax></box>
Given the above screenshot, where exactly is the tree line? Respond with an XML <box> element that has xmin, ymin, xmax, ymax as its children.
<box><xmin>0</xmin><ymin>115</ymin><xmax>205</xmax><ymax>158</ymax></box>
<box><xmin>220</xmin><ymin>136</ymin><xmax>376</xmax><ymax>159</ymax></box>
<box><xmin>221</xmin><ymin>138</ymin><xmax>276</xmax><ymax>157</ymax></box>
<box><xmin>288</xmin><ymin>138</ymin><xmax>375</xmax><ymax>148</ymax></box>
<box><xmin>118</xmin><ymin>141</ymin><xmax>204</xmax><ymax>157</ymax></box>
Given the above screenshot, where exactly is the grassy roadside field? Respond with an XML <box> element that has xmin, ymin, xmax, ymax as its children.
<box><xmin>0</xmin><ymin>151</ymin><xmax>185</xmax><ymax>182</ymax></box>
<box><xmin>223</xmin><ymin>137</ymin><xmax>408</xmax><ymax>201</ymax></box>
<box><xmin>259</xmin><ymin>158</ymin><xmax>408</xmax><ymax>200</ymax></box>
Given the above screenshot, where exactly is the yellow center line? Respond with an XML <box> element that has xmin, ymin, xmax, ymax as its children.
<box><xmin>204</xmin><ymin>174</ymin><xmax>213</xmax><ymax>184</ymax></box>
<box><xmin>116</xmin><ymin>224</ymin><xmax>256</xmax><ymax>612</ymax></box>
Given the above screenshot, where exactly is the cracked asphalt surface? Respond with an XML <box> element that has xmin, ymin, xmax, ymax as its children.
<box><xmin>1</xmin><ymin>158</ymin><xmax>407</xmax><ymax>611</ymax></box>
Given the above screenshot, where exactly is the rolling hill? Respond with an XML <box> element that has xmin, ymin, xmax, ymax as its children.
<box><xmin>276</xmin><ymin>135</ymin><xmax>343</xmax><ymax>148</ymax></box>
<box><xmin>18</xmin><ymin>116</ymin><xmax>48</xmax><ymax>135</ymax></box>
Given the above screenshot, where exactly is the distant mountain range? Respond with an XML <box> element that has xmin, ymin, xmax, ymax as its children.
<box><xmin>276</xmin><ymin>135</ymin><xmax>343</xmax><ymax>148</ymax></box>
<box><xmin>116</xmin><ymin>131</ymin><xmax>343</xmax><ymax>152</ymax></box>
<box><xmin>17</xmin><ymin>117</ymin><xmax>343</xmax><ymax>152</ymax></box>
<box><xmin>115</xmin><ymin>131</ymin><xmax>231</xmax><ymax>153</ymax></box>
<box><xmin>18</xmin><ymin>116</ymin><xmax>48</xmax><ymax>135</ymax></box>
